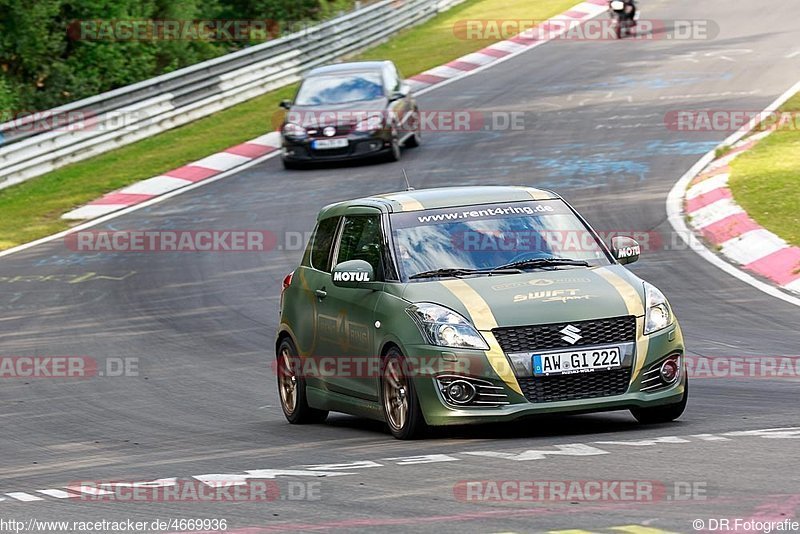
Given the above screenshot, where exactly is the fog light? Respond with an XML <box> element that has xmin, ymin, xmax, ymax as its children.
<box><xmin>445</xmin><ymin>380</ymin><xmax>476</xmax><ymax>404</ymax></box>
<box><xmin>660</xmin><ymin>357</ymin><xmax>680</xmax><ymax>384</ymax></box>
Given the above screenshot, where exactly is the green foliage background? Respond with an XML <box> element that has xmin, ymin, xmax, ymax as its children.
<box><xmin>0</xmin><ymin>0</ymin><xmax>352</xmax><ymax>112</ymax></box>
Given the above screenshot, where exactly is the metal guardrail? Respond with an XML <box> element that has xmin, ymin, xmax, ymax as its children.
<box><xmin>0</xmin><ymin>0</ymin><xmax>463</xmax><ymax>191</ymax></box>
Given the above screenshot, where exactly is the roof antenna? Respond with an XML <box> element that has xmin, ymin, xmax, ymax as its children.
<box><xmin>402</xmin><ymin>169</ymin><xmax>414</xmax><ymax>191</ymax></box>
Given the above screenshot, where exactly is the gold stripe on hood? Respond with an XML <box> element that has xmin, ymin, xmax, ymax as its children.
<box><xmin>439</xmin><ymin>279</ymin><xmax>522</xmax><ymax>395</ymax></box>
<box><xmin>595</xmin><ymin>267</ymin><xmax>649</xmax><ymax>384</ymax></box>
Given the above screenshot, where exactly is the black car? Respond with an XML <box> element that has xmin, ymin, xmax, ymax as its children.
<box><xmin>278</xmin><ymin>61</ymin><xmax>421</xmax><ymax>169</ymax></box>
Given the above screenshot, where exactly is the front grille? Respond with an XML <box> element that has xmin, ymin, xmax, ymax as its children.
<box><xmin>517</xmin><ymin>368</ymin><xmax>631</xmax><ymax>403</ymax></box>
<box><xmin>493</xmin><ymin>316</ymin><xmax>636</xmax><ymax>353</ymax></box>
<box><xmin>310</xmin><ymin>147</ymin><xmax>351</xmax><ymax>158</ymax></box>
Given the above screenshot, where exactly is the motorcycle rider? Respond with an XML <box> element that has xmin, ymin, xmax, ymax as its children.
<box><xmin>609</xmin><ymin>0</ymin><xmax>637</xmax><ymax>20</ymax></box>
<box><xmin>609</xmin><ymin>0</ymin><xmax>637</xmax><ymax>37</ymax></box>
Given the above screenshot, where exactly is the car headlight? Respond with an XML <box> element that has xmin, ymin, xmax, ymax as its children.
<box><xmin>406</xmin><ymin>302</ymin><xmax>489</xmax><ymax>350</ymax></box>
<box><xmin>643</xmin><ymin>282</ymin><xmax>673</xmax><ymax>335</ymax></box>
<box><xmin>282</xmin><ymin>122</ymin><xmax>307</xmax><ymax>138</ymax></box>
<box><xmin>355</xmin><ymin>114</ymin><xmax>384</xmax><ymax>133</ymax></box>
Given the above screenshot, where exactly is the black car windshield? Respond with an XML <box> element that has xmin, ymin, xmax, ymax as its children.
<box><xmin>294</xmin><ymin>73</ymin><xmax>385</xmax><ymax>106</ymax></box>
<box><xmin>390</xmin><ymin>200</ymin><xmax>611</xmax><ymax>280</ymax></box>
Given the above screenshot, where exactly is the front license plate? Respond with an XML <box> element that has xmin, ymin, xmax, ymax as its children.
<box><xmin>533</xmin><ymin>347</ymin><xmax>621</xmax><ymax>376</ymax></box>
<box><xmin>312</xmin><ymin>138</ymin><xmax>349</xmax><ymax>150</ymax></box>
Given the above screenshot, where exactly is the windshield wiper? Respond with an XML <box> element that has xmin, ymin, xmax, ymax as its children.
<box><xmin>491</xmin><ymin>257</ymin><xmax>590</xmax><ymax>271</ymax></box>
<box><xmin>409</xmin><ymin>267</ymin><xmax>520</xmax><ymax>280</ymax></box>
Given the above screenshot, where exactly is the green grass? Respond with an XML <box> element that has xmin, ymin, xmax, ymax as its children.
<box><xmin>727</xmin><ymin>94</ymin><xmax>800</xmax><ymax>247</ymax></box>
<box><xmin>0</xmin><ymin>0</ymin><xmax>577</xmax><ymax>251</ymax></box>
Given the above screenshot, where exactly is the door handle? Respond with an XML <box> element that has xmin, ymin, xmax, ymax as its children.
<box><xmin>315</xmin><ymin>288</ymin><xmax>327</xmax><ymax>299</ymax></box>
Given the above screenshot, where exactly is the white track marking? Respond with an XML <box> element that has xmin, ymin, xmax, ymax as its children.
<box><xmin>5</xmin><ymin>492</ymin><xmax>44</xmax><ymax>501</ymax></box>
<box><xmin>686</xmin><ymin>198</ymin><xmax>745</xmax><ymax>229</ymax></box>
<box><xmin>119</xmin><ymin>175</ymin><xmax>193</xmax><ymax>196</ymax></box>
<box><xmin>384</xmin><ymin>454</ymin><xmax>460</xmax><ymax>465</ymax></box>
<box><xmin>425</xmin><ymin>65</ymin><xmax>473</xmax><ymax>79</ymax></box>
<box><xmin>458</xmin><ymin>52</ymin><xmax>497</xmax><ymax>66</ymax></box>
<box><xmin>191</xmin><ymin>152</ymin><xmax>251</xmax><ymax>172</ymax></box>
<box><xmin>246</xmin><ymin>132</ymin><xmax>282</xmax><ymax>147</ymax></box>
<box><xmin>61</xmin><ymin>204</ymin><xmax>129</xmax><ymax>221</ymax></box>
<box><xmin>720</xmin><ymin>230</ymin><xmax>788</xmax><ymax>265</ymax></box>
<box><xmin>685</xmin><ymin>173</ymin><xmax>730</xmax><ymax>200</ymax></box>
<box><xmin>464</xmin><ymin>444</ymin><xmax>609</xmax><ymax>461</ymax></box>
<box><xmin>36</xmin><ymin>489</ymin><xmax>76</xmax><ymax>498</ymax></box>
<box><xmin>784</xmin><ymin>279</ymin><xmax>800</xmax><ymax>293</ymax></box>
<box><xmin>666</xmin><ymin>79</ymin><xmax>800</xmax><ymax>308</ymax></box>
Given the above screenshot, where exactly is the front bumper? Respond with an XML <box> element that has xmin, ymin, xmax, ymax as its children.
<box><xmin>406</xmin><ymin>321</ymin><xmax>686</xmax><ymax>426</ymax></box>
<box><xmin>282</xmin><ymin>132</ymin><xmax>391</xmax><ymax>162</ymax></box>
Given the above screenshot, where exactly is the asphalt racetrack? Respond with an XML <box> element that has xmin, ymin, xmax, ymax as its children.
<box><xmin>1</xmin><ymin>0</ymin><xmax>799</xmax><ymax>532</ymax></box>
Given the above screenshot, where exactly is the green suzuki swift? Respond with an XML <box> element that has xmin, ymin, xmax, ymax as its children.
<box><xmin>275</xmin><ymin>186</ymin><xmax>687</xmax><ymax>439</ymax></box>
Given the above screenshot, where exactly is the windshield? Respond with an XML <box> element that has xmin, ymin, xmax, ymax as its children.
<box><xmin>294</xmin><ymin>72</ymin><xmax>385</xmax><ymax>106</ymax></box>
<box><xmin>390</xmin><ymin>200</ymin><xmax>611</xmax><ymax>280</ymax></box>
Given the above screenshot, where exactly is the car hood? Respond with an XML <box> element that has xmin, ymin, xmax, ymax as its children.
<box><xmin>287</xmin><ymin>99</ymin><xmax>387</xmax><ymax>128</ymax></box>
<box><xmin>399</xmin><ymin>265</ymin><xmax>646</xmax><ymax>330</ymax></box>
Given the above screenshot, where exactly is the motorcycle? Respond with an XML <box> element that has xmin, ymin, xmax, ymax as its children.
<box><xmin>609</xmin><ymin>0</ymin><xmax>637</xmax><ymax>39</ymax></box>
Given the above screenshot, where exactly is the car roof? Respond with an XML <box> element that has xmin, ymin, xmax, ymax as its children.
<box><xmin>318</xmin><ymin>186</ymin><xmax>560</xmax><ymax>218</ymax></box>
<box><xmin>306</xmin><ymin>61</ymin><xmax>389</xmax><ymax>77</ymax></box>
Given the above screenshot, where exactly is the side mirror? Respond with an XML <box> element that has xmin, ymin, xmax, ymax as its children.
<box><xmin>279</xmin><ymin>99</ymin><xmax>292</xmax><ymax>110</ymax></box>
<box><xmin>611</xmin><ymin>236</ymin><xmax>641</xmax><ymax>265</ymax></box>
<box><xmin>332</xmin><ymin>259</ymin><xmax>375</xmax><ymax>288</ymax></box>
<box><xmin>390</xmin><ymin>82</ymin><xmax>410</xmax><ymax>101</ymax></box>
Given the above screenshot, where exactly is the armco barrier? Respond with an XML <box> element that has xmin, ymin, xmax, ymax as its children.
<box><xmin>0</xmin><ymin>0</ymin><xmax>462</xmax><ymax>191</ymax></box>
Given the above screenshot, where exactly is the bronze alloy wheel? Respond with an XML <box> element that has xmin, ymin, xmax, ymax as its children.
<box><xmin>278</xmin><ymin>347</ymin><xmax>298</xmax><ymax>416</ymax></box>
<box><xmin>383</xmin><ymin>357</ymin><xmax>409</xmax><ymax>431</ymax></box>
<box><xmin>381</xmin><ymin>350</ymin><xmax>426</xmax><ymax>439</ymax></box>
<box><xmin>276</xmin><ymin>338</ymin><xmax>328</xmax><ymax>424</ymax></box>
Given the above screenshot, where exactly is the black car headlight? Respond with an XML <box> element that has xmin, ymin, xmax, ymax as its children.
<box><xmin>282</xmin><ymin>122</ymin><xmax>307</xmax><ymax>139</ymax></box>
<box><xmin>406</xmin><ymin>302</ymin><xmax>489</xmax><ymax>350</ymax></box>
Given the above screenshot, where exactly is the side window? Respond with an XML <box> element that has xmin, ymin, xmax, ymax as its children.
<box><xmin>336</xmin><ymin>215</ymin><xmax>385</xmax><ymax>280</ymax></box>
<box><xmin>308</xmin><ymin>217</ymin><xmax>340</xmax><ymax>272</ymax></box>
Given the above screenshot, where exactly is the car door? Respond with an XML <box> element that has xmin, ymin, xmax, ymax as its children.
<box><xmin>314</xmin><ymin>208</ymin><xmax>387</xmax><ymax>401</ymax></box>
<box><xmin>289</xmin><ymin>216</ymin><xmax>340</xmax><ymax>392</ymax></box>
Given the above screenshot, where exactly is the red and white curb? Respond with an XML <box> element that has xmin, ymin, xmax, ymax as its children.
<box><xmin>62</xmin><ymin>133</ymin><xmax>282</xmax><ymax>220</ymax></box>
<box><xmin>61</xmin><ymin>0</ymin><xmax>609</xmax><ymax>221</ymax></box>
<box><xmin>684</xmin><ymin>129</ymin><xmax>800</xmax><ymax>295</ymax></box>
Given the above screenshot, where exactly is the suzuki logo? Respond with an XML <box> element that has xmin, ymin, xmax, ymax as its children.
<box><xmin>560</xmin><ymin>325</ymin><xmax>582</xmax><ymax>345</ymax></box>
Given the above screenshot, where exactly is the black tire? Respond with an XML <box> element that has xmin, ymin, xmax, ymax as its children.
<box><xmin>381</xmin><ymin>349</ymin><xmax>427</xmax><ymax>439</ymax></box>
<box><xmin>276</xmin><ymin>338</ymin><xmax>328</xmax><ymax>424</ymax></box>
<box><xmin>385</xmin><ymin>128</ymin><xmax>402</xmax><ymax>162</ymax></box>
<box><xmin>404</xmin><ymin>110</ymin><xmax>421</xmax><ymax>148</ymax></box>
<box><xmin>631</xmin><ymin>381</ymin><xmax>688</xmax><ymax>424</ymax></box>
